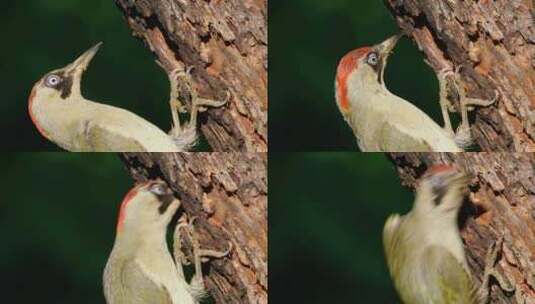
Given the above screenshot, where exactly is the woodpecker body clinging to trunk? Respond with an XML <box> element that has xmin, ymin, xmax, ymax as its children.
<box><xmin>382</xmin><ymin>165</ymin><xmax>511</xmax><ymax>303</ymax></box>
<box><xmin>103</xmin><ymin>181</ymin><xmax>231</xmax><ymax>304</ymax></box>
<box><xmin>383</xmin><ymin>165</ymin><xmax>475</xmax><ymax>303</ymax></box>
<box><xmin>28</xmin><ymin>43</ymin><xmax>228</xmax><ymax>152</ymax></box>
<box><xmin>334</xmin><ymin>35</ymin><xmax>496</xmax><ymax>152</ymax></box>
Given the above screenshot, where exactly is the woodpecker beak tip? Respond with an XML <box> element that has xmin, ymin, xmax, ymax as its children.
<box><xmin>68</xmin><ymin>42</ymin><xmax>103</xmax><ymax>74</ymax></box>
<box><xmin>380</xmin><ymin>34</ymin><xmax>401</xmax><ymax>56</ymax></box>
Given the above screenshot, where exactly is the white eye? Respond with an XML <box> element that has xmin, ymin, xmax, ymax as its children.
<box><xmin>367</xmin><ymin>52</ymin><xmax>379</xmax><ymax>66</ymax></box>
<box><xmin>45</xmin><ymin>74</ymin><xmax>62</xmax><ymax>87</ymax></box>
<box><xmin>149</xmin><ymin>184</ymin><xmax>167</xmax><ymax>195</ymax></box>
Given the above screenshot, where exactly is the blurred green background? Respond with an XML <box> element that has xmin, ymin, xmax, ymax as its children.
<box><xmin>270</xmin><ymin>1</ymin><xmax>451</xmax><ymax>151</ymax></box>
<box><xmin>0</xmin><ymin>153</ymin><xmax>131</xmax><ymax>303</ymax></box>
<box><xmin>271</xmin><ymin>153</ymin><xmax>413</xmax><ymax>303</ymax></box>
<box><xmin>2</xmin><ymin>0</ymin><xmax>211</xmax><ymax>151</ymax></box>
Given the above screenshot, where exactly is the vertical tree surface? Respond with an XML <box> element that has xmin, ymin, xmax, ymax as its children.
<box><xmin>115</xmin><ymin>0</ymin><xmax>267</xmax><ymax>152</ymax></box>
<box><xmin>385</xmin><ymin>0</ymin><xmax>535</xmax><ymax>151</ymax></box>
<box><xmin>121</xmin><ymin>152</ymin><xmax>267</xmax><ymax>304</ymax></box>
<box><xmin>390</xmin><ymin>152</ymin><xmax>535</xmax><ymax>303</ymax></box>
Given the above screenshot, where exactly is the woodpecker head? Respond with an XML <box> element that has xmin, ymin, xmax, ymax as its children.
<box><xmin>414</xmin><ymin>164</ymin><xmax>470</xmax><ymax>215</ymax></box>
<box><xmin>334</xmin><ymin>35</ymin><xmax>401</xmax><ymax>116</ymax></box>
<box><xmin>116</xmin><ymin>180</ymin><xmax>180</xmax><ymax>236</ymax></box>
<box><xmin>28</xmin><ymin>42</ymin><xmax>102</xmax><ymax>137</ymax></box>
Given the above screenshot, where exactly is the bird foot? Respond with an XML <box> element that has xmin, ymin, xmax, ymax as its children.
<box><xmin>477</xmin><ymin>236</ymin><xmax>515</xmax><ymax>304</ymax></box>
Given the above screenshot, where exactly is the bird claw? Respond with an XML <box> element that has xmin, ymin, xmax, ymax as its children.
<box><xmin>477</xmin><ymin>236</ymin><xmax>515</xmax><ymax>303</ymax></box>
<box><xmin>454</xmin><ymin>124</ymin><xmax>474</xmax><ymax>149</ymax></box>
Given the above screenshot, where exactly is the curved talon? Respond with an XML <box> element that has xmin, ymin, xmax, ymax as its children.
<box><xmin>176</xmin><ymin>215</ymin><xmax>198</xmax><ymax>232</ymax></box>
<box><xmin>223</xmin><ymin>90</ymin><xmax>232</xmax><ymax>103</ymax></box>
<box><xmin>465</xmin><ymin>90</ymin><xmax>499</xmax><ymax>111</ymax></box>
<box><xmin>490</xmin><ymin>90</ymin><xmax>499</xmax><ymax>104</ymax></box>
<box><xmin>175</xmin><ymin>215</ymin><xmax>190</xmax><ymax>231</ymax></box>
<box><xmin>453</xmin><ymin>64</ymin><xmax>463</xmax><ymax>75</ymax></box>
<box><xmin>199</xmin><ymin>241</ymin><xmax>233</xmax><ymax>263</ymax></box>
<box><xmin>178</xmin><ymin>105</ymin><xmax>188</xmax><ymax>113</ymax></box>
<box><xmin>439</xmin><ymin>67</ymin><xmax>454</xmax><ymax>78</ymax></box>
<box><xmin>185</xmin><ymin>65</ymin><xmax>195</xmax><ymax>75</ymax></box>
<box><xmin>222</xmin><ymin>241</ymin><xmax>233</xmax><ymax>256</ymax></box>
<box><xmin>188</xmin><ymin>216</ymin><xmax>198</xmax><ymax>226</ymax></box>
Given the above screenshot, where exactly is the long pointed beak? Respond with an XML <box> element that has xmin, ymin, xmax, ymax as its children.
<box><xmin>66</xmin><ymin>42</ymin><xmax>103</xmax><ymax>76</ymax></box>
<box><xmin>378</xmin><ymin>34</ymin><xmax>401</xmax><ymax>58</ymax></box>
<box><xmin>376</xmin><ymin>34</ymin><xmax>401</xmax><ymax>85</ymax></box>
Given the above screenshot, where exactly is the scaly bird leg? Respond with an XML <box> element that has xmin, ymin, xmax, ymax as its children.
<box><xmin>165</xmin><ymin>65</ymin><xmax>229</xmax><ymax>150</ymax></box>
<box><xmin>173</xmin><ymin>214</ymin><xmax>192</xmax><ymax>280</ymax></box>
<box><xmin>167</xmin><ymin>67</ymin><xmax>193</xmax><ymax>138</ymax></box>
<box><xmin>167</xmin><ymin>65</ymin><xmax>230</xmax><ymax>133</ymax></box>
<box><xmin>177</xmin><ymin>215</ymin><xmax>232</xmax><ymax>301</ymax></box>
<box><xmin>186</xmin><ymin>69</ymin><xmax>230</xmax><ymax>130</ymax></box>
<box><xmin>451</xmin><ymin>66</ymin><xmax>498</xmax><ymax>148</ymax></box>
<box><xmin>477</xmin><ymin>236</ymin><xmax>515</xmax><ymax>304</ymax></box>
<box><xmin>436</xmin><ymin>68</ymin><xmax>456</xmax><ymax>137</ymax></box>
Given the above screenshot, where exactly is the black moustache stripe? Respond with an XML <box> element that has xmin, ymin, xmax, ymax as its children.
<box><xmin>60</xmin><ymin>74</ymin><xmax>73</xmax><ymax>99</ymax></box>
<box><xmin>432</xmin><ymin>184</ymin><xmax>448</xmax><ymax>206</ymax></box>
<box><xmin>375</xmin><ymin>57</ymin><xmax>384</xmax><ymax>83</ymax></box>
<box><xmin>157</xmin><ymin>194</ymin><xmax>175</xmax><ymax>214</ymax></box>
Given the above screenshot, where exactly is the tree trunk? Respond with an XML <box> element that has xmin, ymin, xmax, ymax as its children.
<box><xmin>389</xmin><ymin>152</ymin><xmax>535</xmax><ymax>304</ymax></box>
<box><xmin>114</xmin><ymin>0</ymin><xmax>267</xmax><ymax>152</ymax></box>
<box><xmin>120</xmin><ymin>152</ymin><xmax>268</xmax><ymax>304</ymax></box>
<box><xmin>385</xmin><ymin>0</ymin><xmax>535</xmax><ymax>152</ymax></box>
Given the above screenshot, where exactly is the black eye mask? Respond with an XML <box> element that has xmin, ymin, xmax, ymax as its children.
<box><xmin>148</xmin><ymin>183</ymin><xmax>176</xmax><ymax>214</ymax></box>
<box><xmin>44</xmin><ymin>72</ymin><xmax>73</xmax><ymax>99</ymax></box>
<box><xmin>366</xmin><ymin>51</ymin><xmax>385</xmax><ymax>83</ymax></box>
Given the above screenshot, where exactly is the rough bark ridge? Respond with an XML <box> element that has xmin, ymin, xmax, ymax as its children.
<box><xmin>385</xmin><ymin>0</ymin><xmax>535</xmax><ymax>151</ymax></box>
<box><xmin>121</xmin><ymin>152</ymin><xmax>267</xmax><ymax>304</ymax></box>
<box><xmin>389</xmin><ymin>152</ymin><xmax>535</xmax><ymax>304</ymax></box>
<box><xmin>115</xmin><ymin>0</ymin><xmax>267</xmax><ymax>152</ymax></box>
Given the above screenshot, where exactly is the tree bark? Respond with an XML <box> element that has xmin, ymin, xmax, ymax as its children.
<box><xmin>385</xmin><ymin>0</ymin><xmax>535</xmax><ymax>152</ymax></box>
<box><xmin>120</xmin><ymin>152</ymin><xmax>268</xmax><ymax>304</ymax></box>
<box><xmin>389</xmin><ymin>152</ymin><xmax>535</xmax><ymax>304</ymax></box>
<box><xmin>114</xmin><ymin>0</ymin><xmax>267</xmax><ymax>152</ymax></box>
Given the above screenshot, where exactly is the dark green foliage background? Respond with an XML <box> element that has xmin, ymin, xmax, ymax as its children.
<box><xmin>270</xmin><ymin>1</ymin><xmax>450</xmax><ymax>151</ymax></box>
<box><xmin>271</xmin><ymin>153</ymin><xmax>412</xmax><ymax>303</ymax></box>
<box><xmin>0</xmin><ymin>153</ymin><xmax>130</xmax><ymax>303</ymax></box>
<box><xmin>1</xmin><ymin>0</ymin><xmax>211</xmax><ymax>151</ymax></box>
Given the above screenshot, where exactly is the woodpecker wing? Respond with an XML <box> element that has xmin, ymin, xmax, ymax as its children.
<box><xmin>422</xmin><ymin>245</ymin><xmax>476</xmax><ymax>304</ymax></box>
<box><xmin>81</xmin><ymin>120</ymin><xmax>148</xmax><ymax>152</ymax></box>
<box><xmin>380</xmin><ymin>94</ymin><xmax>462</xmax><ymax>152</ymax></box>
<box><xmin>80</xmin><ymin>102</ymin><xmax>180</xmax><ymax>152</ymax></box>
<box><xmin>378</xmin><ymin>120</ymin><xmax>436</xmax><ymax>152</ymax></box>
<box><xmin>120</xmin><ymin>259</ymin><xmax>174</xmax><ymax>304</ymax></box>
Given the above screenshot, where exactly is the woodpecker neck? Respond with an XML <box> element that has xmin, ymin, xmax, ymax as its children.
<box><xmin>344</xmin><ymin>75</ymin><xmax>394</xmax><ymax>135</ymax></box>
<box><xmin>28</xmin><ymin>89</ymin><xmax>95</xmax><ymax>150</ymax></box>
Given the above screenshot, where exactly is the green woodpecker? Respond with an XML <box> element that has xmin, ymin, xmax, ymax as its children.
<box><xmin>383</xmin><ymin>165</ymin><xmax>476</xmax><ymax>303</ymax></box>
<box><xmin>334</xmin><ymin>35</ymin><xmax>496</xmax><ymax>152</ymax></box>
<box><xmin>103</xmin><ymin>181</ymin><xmax>231</xmax><ymax>304</ymax></box>
<box><xmin>28</xmin><ymin>43</ymin><xmax>228</xmax><ymax>152</ymax></box>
